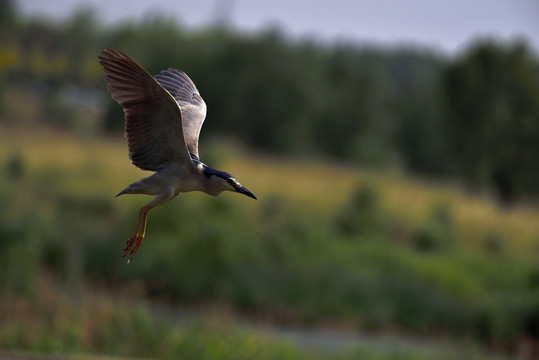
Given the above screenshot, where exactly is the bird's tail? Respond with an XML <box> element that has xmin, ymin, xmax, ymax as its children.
<box><xmin>115</xmin><ymin>186</ymin><xmax>132</xmax><ymax>197</ymax></box>
<box><xmin>115</xmin><ymin>181</ymin><xmax>142</xmax><ymax>197</ymax></box>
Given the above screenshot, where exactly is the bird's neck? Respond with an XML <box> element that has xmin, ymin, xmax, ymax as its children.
<box><xmin>190</xmin><ymin>153</ymin><xmax>230</xmax><ymax>180</ymax></box>
<box><xmin>202</xmin><ymin>165</ymin><xmax>230</xmax><ymax>179</ymax></box>
<box><xmin>190</xmin><ymin>152</ymin><xmax>202</xmax><ymax>166</ymax></box>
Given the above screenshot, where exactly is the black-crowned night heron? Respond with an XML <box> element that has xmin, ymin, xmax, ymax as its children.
<box><xmin>98</xmin><ymin>48</ymin><xmax>257</xmax><ymax>263</ymax></box>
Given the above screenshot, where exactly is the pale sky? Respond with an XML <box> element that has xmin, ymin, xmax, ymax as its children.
<box><xmin>17</xmin><ymin>0</ymin><xmax>539</xmax><ymax>55</ymax></box>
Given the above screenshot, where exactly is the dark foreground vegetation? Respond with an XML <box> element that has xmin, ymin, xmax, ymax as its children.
<box><xmin>1</xmin><ymin>0</ymin><xmax>539</xmax><ymax>359</ymax></box>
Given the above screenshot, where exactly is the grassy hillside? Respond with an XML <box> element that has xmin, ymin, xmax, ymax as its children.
<box><xmin>3</xmin><ymin>127</ymin><xmax>537</xmax><ymax>251</ymax></box>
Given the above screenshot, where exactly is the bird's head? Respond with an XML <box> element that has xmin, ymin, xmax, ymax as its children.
<box><xmin>203</xmin><ymin>166</ymin><xmax>257</xmax><ymax>199</ymax></box>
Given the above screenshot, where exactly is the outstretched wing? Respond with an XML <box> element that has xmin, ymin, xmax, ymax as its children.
<box><xmin>154</xmin><ymin>69</ymin><xmax>207</xmax><ymax>158</ymax></box>
<box><xmin>98</xmin><ymin>48</ymin><xmax>190</xmax><ymax>171</ymax></box>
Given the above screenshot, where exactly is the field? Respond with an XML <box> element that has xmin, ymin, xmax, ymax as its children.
<box><xmin>1</xmin><ymin>125</ymin><xmax>538</xmax><ymax>359</ymax></box>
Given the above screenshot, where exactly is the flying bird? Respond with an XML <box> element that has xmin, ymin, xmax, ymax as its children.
<box><xmin>98</xmin><ymin>48</ymin><xmax>257</xmax><ymax>263</ymax></box>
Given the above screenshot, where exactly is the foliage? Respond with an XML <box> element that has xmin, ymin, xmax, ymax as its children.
<box><xmin>413</xmin><ymin>200</ymin><xmax>455</xmax><ymax>252</ymax></box>
<box><xmin>335</xmin><ymin>182</ymin><xmax>384</xmax><ymax>236</ymax></box>
<box><xmin>0</xmin><ymin>131</ymin><xmax>538</xmax><ymax>358</ymax></box>
<box><xmin>0</xmin><ymin>283</ymin><xmax>490</xmax><ymax>360</ymax></box>
<box><xmin>442</xmin><ymin>40</ymin><xmax>539</xmax><ymax>203</ymax></box>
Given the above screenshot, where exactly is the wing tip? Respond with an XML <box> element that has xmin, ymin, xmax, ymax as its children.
<box><xmin>98</xmin><ymin>47</ymin><xmax>131</xmax><ymax>63</ymax></box>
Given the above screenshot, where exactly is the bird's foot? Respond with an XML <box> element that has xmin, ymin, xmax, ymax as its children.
<box><xmin>123</xmin><ymin>233</ymin><xmax>144</xmax><ymax>263</ymax></box>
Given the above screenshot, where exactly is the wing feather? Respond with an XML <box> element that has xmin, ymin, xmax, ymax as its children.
<box><xmin>154</xmin><ymin>68</ymin><xmax>207</xmax><ymax>158</ymax></box>
<box><xmin>98</xmin><ymin>48</ymin><xmax>190</xmax><ymax>171</ymax></box>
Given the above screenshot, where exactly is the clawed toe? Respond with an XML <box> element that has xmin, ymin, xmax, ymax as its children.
<box><xmin>122</xmin><ymin>205</ymin><xmax>151</xmax><ymax>264</ymax></box>
<box><xmin>123</xmin><ymin>234</ymin><xmax>144</xmax><ymax>263</ymax></box>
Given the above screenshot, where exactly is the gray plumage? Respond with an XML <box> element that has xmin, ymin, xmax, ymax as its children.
<box><xmin>154</xmin><ymin>68</ymin><xmax>207</xmax><ymax>158</ymax></box>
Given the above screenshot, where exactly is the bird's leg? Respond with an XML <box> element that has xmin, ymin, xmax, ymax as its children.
<box><xmin>123</xmin><ymin>206</ymin><xmax>149</xmax><ymax>262</ymax></box>
<box><xmin>123</xmin><ymin>188</ymin><xmax>176</xmax><ymax>263</ymax></box>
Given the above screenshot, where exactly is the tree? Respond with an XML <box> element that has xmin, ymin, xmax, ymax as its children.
<box><xmin>0</xmin><ymin>0</ymin><xmax>17</xmax><ymax>32</ymax></box>
<box><xmin>442</xmin><ymin>40</ymin><xmax>539</xmax><ymax>203</ymax></box>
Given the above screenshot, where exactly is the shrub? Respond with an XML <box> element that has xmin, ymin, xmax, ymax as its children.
<box><xmin>413</xmin><ymin>200</ymin><xmax>455</xmax><ymax>252</ymax></box>
<box><xmin>335</xmin><ymin>182</ymin><xmax>384</xmax><ymax>237</ymax></box>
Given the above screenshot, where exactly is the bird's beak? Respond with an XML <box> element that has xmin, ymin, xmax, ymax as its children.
<box><xmin>235</xmin><ymin>184</ymin><xmax>257</xmax><ymax>200</ymax></box>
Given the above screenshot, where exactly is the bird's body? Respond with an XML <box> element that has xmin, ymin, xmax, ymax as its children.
<box><xmin>98</xmin><ymin>48</ymin><xmax>256</xmax><ymax>262</ymax></box>
<box><xmin>118</xmin><ymin>163</ymin><xmax>204</xmax><ymax>196</ymax></box>
<box><xmin>116</xmin><ymin>161</ymin><xmax>237</xmax><ymax>197</ymax></box>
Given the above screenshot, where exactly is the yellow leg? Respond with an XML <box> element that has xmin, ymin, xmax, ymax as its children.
<box><xmin>123</xmin><ymin>206</ymin><xmax>149</xmax><ymax>263</ymax></box>
<box><xmin>121</xmin><ymin>187</ymin><xmax>176</xmax><ymax>263</ymax></box>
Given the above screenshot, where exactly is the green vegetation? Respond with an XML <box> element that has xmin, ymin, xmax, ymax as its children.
<box><xmin>1</xmin><ymin>129</ymin><xmax>538</xmax><ymax>359</ymax></box>
<box><xmin>0</xmin><ymin>279</ymin><xmax>490</xmax><ymax>360</ymax></box>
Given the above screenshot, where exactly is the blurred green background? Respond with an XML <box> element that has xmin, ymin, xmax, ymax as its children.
<box><xmin>1</xmin><ymin>1</ymin><xmax>539</xmax><ymax>359</ymax></box>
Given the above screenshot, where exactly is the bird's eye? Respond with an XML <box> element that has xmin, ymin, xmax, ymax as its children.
<box><xmin>227</xmin><ymin>178</ymin><xmax>239</xmax><ymax>186</ymax></box>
